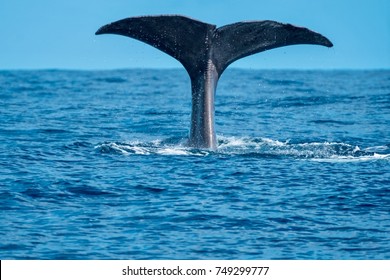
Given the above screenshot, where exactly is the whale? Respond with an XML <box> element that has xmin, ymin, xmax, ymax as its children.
<box><xmin>96</xmin><ymin>15</ymin><xmax>333</xmax><ymax>150</ymax></box>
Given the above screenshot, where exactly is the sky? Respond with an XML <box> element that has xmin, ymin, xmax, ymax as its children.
<box><xmin>0</xmin><ymin>0</ymin><xmax>389</xmax><ymax>70</ymax></box>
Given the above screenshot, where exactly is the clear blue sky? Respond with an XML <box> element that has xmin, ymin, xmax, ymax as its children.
<box><xmin>1</xmin><ymin>0</ymin><xmax>389</xmax><ymax>69</ymax></box>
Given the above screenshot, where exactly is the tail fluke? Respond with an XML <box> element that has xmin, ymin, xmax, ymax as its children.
<box><xmin>96</xmin><ymin>15</ymin><xmax>332</xmax><ymax>78</ymax></box>
<box><xmin>96</xmin><ymin>15</ymin><xmax>215</xmax><ymax>79</ymax></box>
<box><xmin>212</xmin><ymin>20</ymin><xmax>333</xmax><ymax>74</ymax></box>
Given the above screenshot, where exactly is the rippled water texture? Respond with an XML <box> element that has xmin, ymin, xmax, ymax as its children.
<box><xmin>0</xmin><ymin>69</ymin><xmax>389</xmax><ymax>259</ymax></box>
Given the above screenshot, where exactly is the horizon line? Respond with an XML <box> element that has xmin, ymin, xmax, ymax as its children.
<box><xmin>1</xmin><ymin>67</ymin><xmax>389</xmax><ymax>72</ymax></box>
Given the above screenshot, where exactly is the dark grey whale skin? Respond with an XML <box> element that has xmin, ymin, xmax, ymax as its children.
<box><xmin>96</xmin><ymin>15</ymin><xmax>333</xmax><ymax>150</ymax></box>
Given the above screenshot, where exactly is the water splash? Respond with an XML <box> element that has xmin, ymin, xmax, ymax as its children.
<box><xmin>94</xmin><ymin>136</ymin><xmax>390</xmax><ymax>161</ymax></box>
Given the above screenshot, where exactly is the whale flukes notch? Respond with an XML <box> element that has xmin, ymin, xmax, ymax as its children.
<box><xmin>96</xmin><ymin>15</ymin><xmax>333</xmax><ymax>150</ymax></box>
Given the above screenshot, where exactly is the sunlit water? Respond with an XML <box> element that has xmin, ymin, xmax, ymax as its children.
<box><xmin>0</xmin><ymin>69</ymin><xmax>389</xmax><ymax>259</ymax></box>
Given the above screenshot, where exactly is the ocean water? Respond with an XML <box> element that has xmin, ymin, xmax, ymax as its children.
<box><xmin>0</xmin><ymin>69</ymin><xmax>389</xmax><ymax>259</ymax></box>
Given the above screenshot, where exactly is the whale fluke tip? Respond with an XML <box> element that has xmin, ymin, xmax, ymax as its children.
<box><xmin>325</xmin><ymin>39</ymin><xmax>334</xmax><ymax>48</ymax></box>
<box><xmin>315</xmin><ymin>32</ymin><xmax>333</xmax><ymax>48</ymax></box>
<box><xmin>95</xmin><ymin>25</ymin><xmax>110</xmax><ymax>35</ymax></box>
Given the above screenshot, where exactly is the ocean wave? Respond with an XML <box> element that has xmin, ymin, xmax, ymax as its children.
<box><xmin>94</xmin><ymin>136</ymin><xmax>390</xmax><ymax>161</ymax></box>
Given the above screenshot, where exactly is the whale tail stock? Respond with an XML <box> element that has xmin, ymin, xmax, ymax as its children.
<box><xmin>96</xmin><ymin>15</ymin><xmax>333</xmax><ymax>149</ymax></box>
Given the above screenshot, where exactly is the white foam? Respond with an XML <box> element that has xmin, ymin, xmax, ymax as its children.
<box><xmin>364</xmin><ymin>145</ymin><xmax>390</xmax><ymax>153</ymax></box>
<box><xmin>311</xmin><ymin>153</ymin><xmax>390</xmax><ymax>163</ymax></box>
<box><xmin>156</xmin><ymin>147</ymin><xmax>190</xmax><ymax>156</ymax></box>
<box><xmin>95</xmin><ymin>137</ymin><xmax>390</xmax><ymax>161</ymax></box>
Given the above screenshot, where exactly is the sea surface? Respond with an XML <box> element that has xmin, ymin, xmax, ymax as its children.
<box><xmin>0</xmin><ymin>69</ymin><xmax>389</xmax><ymax>259</ymax></box>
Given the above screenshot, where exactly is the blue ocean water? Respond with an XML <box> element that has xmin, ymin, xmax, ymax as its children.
<box><xmin>0</xmin><ymin>69</ymin><xmax>389</xmax><ymax>259</ymax></box>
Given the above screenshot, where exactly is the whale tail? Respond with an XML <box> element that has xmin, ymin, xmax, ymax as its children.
<box><xmin>95</xmin><ymin>15</ymin><xmax>332</xmax><ymax>80</ymax></box>
<box><xmin>96</xmin><ymin>15</ymin><xmax>332</xmax><ymax>149</ymax></box>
